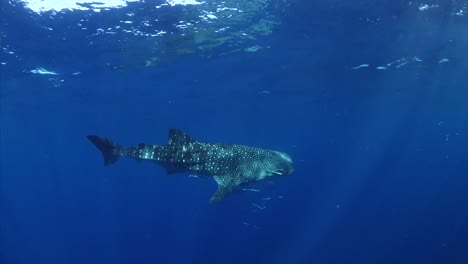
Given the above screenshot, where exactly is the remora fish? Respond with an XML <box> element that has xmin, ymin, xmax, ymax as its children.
<box><xmin>87</xmin><ymin>129</ymin><xmax>294</xmax><ymax>203</ymax></box>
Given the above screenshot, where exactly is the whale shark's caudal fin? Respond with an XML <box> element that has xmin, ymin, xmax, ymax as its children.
<box><xmin>87</xmin><ymin>135</ymin><xmax>120</xmax><ymax>166</ymax></box>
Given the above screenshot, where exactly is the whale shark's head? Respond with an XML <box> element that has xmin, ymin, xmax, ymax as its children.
<box><xmin>241</xmin><ymin>149</ymin><xmax>295</xmax><ymax>181</ymax></box>
<box><xmin>244</xmin><ymin>150</ymin><xmax>293</xmax><ymax>182</ymax></box>
<box><xmin>266</xmin><ymin>150</ymin><xmax>295</xmax><ymax>176</ymax></box>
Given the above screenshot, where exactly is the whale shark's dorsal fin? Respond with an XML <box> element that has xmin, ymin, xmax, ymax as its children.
<box><xmin>168</xmin><ymin>129</ymin><xmax>196</xmax><ymax>145</ymax></box>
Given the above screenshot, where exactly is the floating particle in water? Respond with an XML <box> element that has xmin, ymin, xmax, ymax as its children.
<box><xmin>258</xmin><ymin>90</ymin><xmax>271</xmax><ymax>94</ymax></box>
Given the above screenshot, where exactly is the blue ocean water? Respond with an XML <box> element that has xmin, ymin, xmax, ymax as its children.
<box><xmin>1</xmin><ymin>0</ymin><xmax>468</xmax><ymax>263</ymax></box>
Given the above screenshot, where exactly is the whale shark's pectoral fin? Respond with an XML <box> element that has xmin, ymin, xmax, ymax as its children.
<box><xmin>210</xmin><ymin>175</ymin><xmax>243</xmax><ymax>203</ymax></box>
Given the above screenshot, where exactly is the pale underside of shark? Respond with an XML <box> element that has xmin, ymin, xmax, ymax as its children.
<box><xmin>87</xmin><ymin>129</ymin><xmax>294</xmax><ymax>203</ymax></box>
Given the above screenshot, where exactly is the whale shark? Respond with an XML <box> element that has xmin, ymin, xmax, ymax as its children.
<box><xmin>87</xmin><ymin>129</ymin><xmax>294</xmax><ymax>203</ymax></box>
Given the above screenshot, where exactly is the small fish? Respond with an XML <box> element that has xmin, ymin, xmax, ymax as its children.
<box><xmin>242</xmin><ymin>188</ymin><xmax>260</xmax><ymax>192</ymax></box>
<box><xmin>438</xmin><ymin>58</ymin><xmax>449</xmax><ymax>64</ymax></box>
<box><xmin>352</xmin><ymin>64</ymin><xmax>369</xmax><ymax>70</ymax></box>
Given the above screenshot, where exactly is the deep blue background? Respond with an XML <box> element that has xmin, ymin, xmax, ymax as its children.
<box><xmin>2</xmin><ymin>0</ymin><xmax>468</xmax><ymax>263</ymax></box>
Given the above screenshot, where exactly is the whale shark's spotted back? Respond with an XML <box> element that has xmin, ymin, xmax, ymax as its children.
<box><xmin>88</xmin><ymin>129</ymin><xmax>294</xmax><ymax>203</ymax></box>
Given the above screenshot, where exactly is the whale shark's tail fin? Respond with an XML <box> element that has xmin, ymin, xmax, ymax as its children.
<box><xmin>87</xmin><ymin>135</ymin><xmax>120</xmax><ymax>166</ymax></box>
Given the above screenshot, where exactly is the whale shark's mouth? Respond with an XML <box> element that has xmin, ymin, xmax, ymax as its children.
<box><xmin>267</xmin><ymin>170</ymin><xmax>285</xmax><ymax>176</ymax></box>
